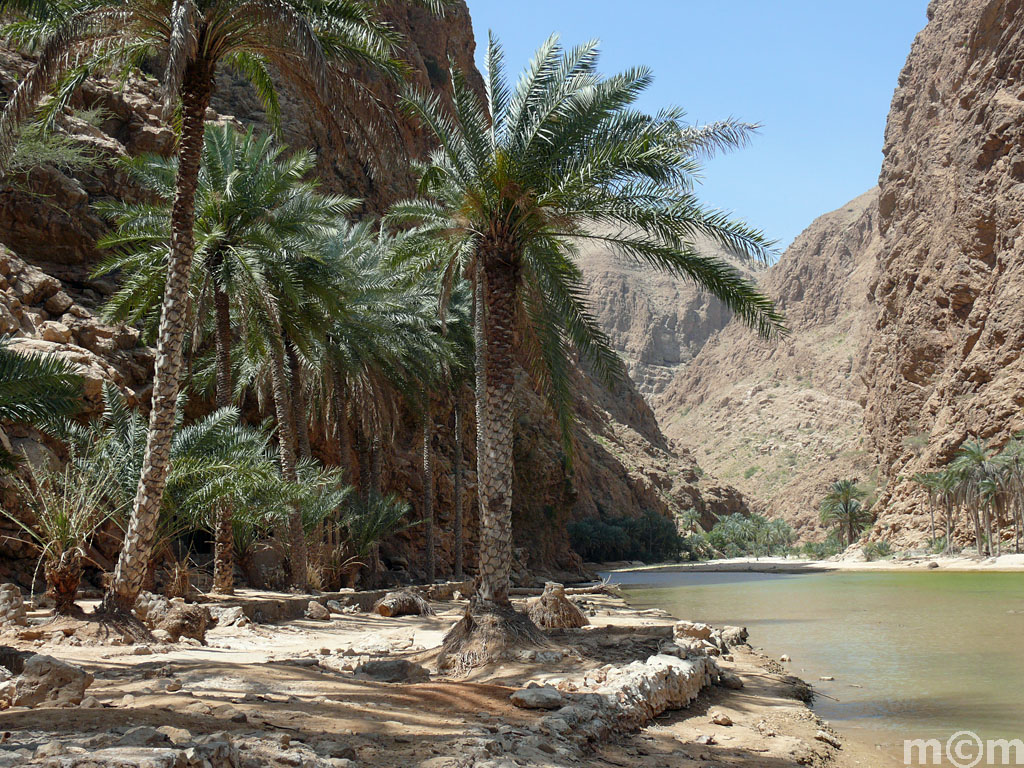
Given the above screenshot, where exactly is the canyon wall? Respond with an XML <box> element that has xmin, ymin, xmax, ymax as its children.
<box><xmin>577</xmin><ymin>236</ymin><xmax>758</xmax><ymax>401</ymax></box>
<box><xmin>655</xmin><ymin>191</ymin><xmax>881</xmax><ymax>537</ymax></box>
<box><xmin>863</xmin><ymin>0</ymin><xmax>1024</xmax><ymax>545</ymax></box>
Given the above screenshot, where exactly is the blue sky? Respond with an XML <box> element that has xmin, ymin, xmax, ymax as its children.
<box><xmin>465</xmin><ymin>1</ymin><xmax>928</xmax><ymax>253</ymax></box>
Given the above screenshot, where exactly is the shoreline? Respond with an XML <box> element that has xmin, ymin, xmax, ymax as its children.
<box><xmin>597</xmin><ymin>551</ymin><xmax>1024</xmax><ymax>575</ymax></box>
<box><xmin>0</xmin><ymin>586</ymin><xmax>894</xmax><ymax>767</ymax></box>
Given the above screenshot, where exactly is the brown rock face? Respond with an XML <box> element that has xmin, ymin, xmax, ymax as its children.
<box><xmin>862</xmin><ymin>0</ymin><xmax>1024</xmax><ymax>545</ymax></box>
<box><xmin>577</xmin><ymin>235</ymin><xmax>759</xmax><ymax>401</ymax></box>
<box><xmin>656</xmin><ymin>190</ymin><xmax>881</xmax><ymax>538</ymax></box>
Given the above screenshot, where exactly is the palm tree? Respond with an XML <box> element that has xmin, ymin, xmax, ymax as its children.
<box><xmin>0</xmin><ymin>0</ymin><xmax>432</xmax><ymax>613</ymax></box>
<box><xmin>3</xmin><ymin>445</ymin><xmax>124</xmax><ymax>612</ymax></box>
<box><xmin>96</xmin><ymin>124</ymin><xmax>355</xmax><ymax>592</ymax></box>
<box><xmin>0</xmin><ymin>335</ymin><xmax>82</xmax><ymax>468</ymax></box>
<box><xmin>64</xmin><ymin>383</ymin><xmax>300</xmax><ymax>592</ymax></box>
<box><xmin>951</xmin><ymin>439</ymin><xmax>1004</xmax><ymax>556</ymax></box>
<box><xmin>819</xmin><ymin>479</ymin><xmax>871</xmax><ymax>547</ymax></box>
<box><xmin>386</xmin><ymin>35</ymin><xmax>783</xmax><ymax>664</ymax></box>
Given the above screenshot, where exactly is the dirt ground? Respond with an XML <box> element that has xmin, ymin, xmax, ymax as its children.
<box><xmin>0</xmin><ymin>592</ymin><xmax>896</xmax><ymax>767</ymax></box>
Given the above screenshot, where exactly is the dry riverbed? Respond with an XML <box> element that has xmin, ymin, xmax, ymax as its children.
<box><xmin>0</xmin><ymin>590</ymin><xmax>893</xmax><ymax>767</ymax></box>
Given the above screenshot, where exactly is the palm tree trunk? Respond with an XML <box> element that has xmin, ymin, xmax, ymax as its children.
<box><xmin>335</xmin><ymin>392</ymin><xmax>352</xmax><ymax>479</ymax></box>
<box><xmin>453</xmin><ymin>391</ymin><xmax>464</xmax><ymax>581</ymax></box>
<box><xmin>46</xmin><ymin>551</ymin><xmax>82</xmax><ymax>615</ymax></box>
<box><xmin>438</xmin><ymin>251</ymin><xmax>541</xmax><ymax>669</ymax></box>
<box><xmin>212</xmin><ymin>268</ymin><xmax>235</xmax><ymax>595</ymax></box>
<box><xmin>102</xmin><ymin>62</ymin><xmax>213</xmax><ymax>614</ymax></box>
<box><xmin>475</xmin><ymin>254</ymin><xmax>517</xmax><ymax>604</ymax></box>
<box><xmin>268</xmin><ymin>321</ymin><xmax>307</xmax><ymax>590</ymax></box>
<box><xmin>423</xmin><ymin>408</ymin><xmax>435</xmax><ymax>582</ymax></box>
<box><xmin>355</xmin><ymin>425</ymin><xmax>370</xmax><ymax>503</ymax></box>
<box><xmin>287</xmin><ymin>342</ymin><xmax>312</xmax><ymax>461</ymax></box>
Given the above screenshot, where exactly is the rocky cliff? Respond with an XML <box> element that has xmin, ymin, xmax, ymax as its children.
<box><xmin>0</xmin><ymin>4</ymin><xmax>744</xmax><ymax>586</ymax></box>
<box><xmin>655</xmin><ymin>191</ymin><xmax>881</xmax><ymax>537</ymax></box>
<box><xmin>862</xmin><ymin>0</ymin><xmax>1024</xmax><ymax>545</ymax></box>
<box><xmin>577</xmin><ymin>236</ymin><xmax>759</xmax><ymax>402</ymax></box>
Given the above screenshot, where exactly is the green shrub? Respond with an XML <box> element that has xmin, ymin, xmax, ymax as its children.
<box><xmin>863</xmin><ymin>540</ymin><xmax>893</xmax><ymax>561</ymax></box>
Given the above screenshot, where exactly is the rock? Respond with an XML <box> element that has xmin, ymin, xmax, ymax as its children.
<box><xmin>120</xmin><ymin>694</ymin><xmax>136</xmax><ymax>707</ymax></box>
<box><xmin>711</xmin><ymin>711</ymin><xmax>733</xmax><ymax>726</ymax></box>
<box><xmin>151</xmin><ymin>629</ymin><xmax>173</xmax><ymax>643</ymax></box>
<box><xmin>131</xmin><ymin>644</ymin><xmax>154</xmax><ymax>655</ymax></box>
<box><xmin>0</xmin><ymin>584</ymin><xmax>27</xmax><ymax>627</ymax></box>
<box><xmin>153</xmin><ymin>603</ymin><xmax>212</xmax><ymax>643</ymax></box>
<box><xmin>43</xmin><ymin>290</ymin><xmax>73</xmax><ymax>314</ymax></box>
<box><xmin>305</xmin><ymin>600</ymin><xmax>330</xmax><ymax>621</ymax></box>
<box><xmin>673</xmin><ymin>620</ymin><xmax>713</xmax><ymax>641</ymax></box>
<box><xmin>721</xmin><ymin>625</ymin><xmax>749</xmax><ymax>646</ymax></box>
<box><xmin>819</xmin><ymin>675</ymin><xmax>835</xmax><ymax>682</ymax></box>
<box><xmin>39</xmin><ymin>320</ymin><xmax>72</xmax><ymax>343</ymax></box>
<box><xmin>719</xmin><ymin>671</ymin><xmax>744</xmax><ymax>690</ymax></box>
<box><xmin>354</xmin><ymin>659</ymin><xmax>429</xmax><ymax>683</ymax></box>
<box><xmin>156</xmin><ymin>726</ymin><xmax>193</xmax><ymax>746</ymax></box>
<box><xmin>116</xmin><ymin>726</ymin><xmax>169</xmax><ymax>747</ymax></box>
<box><xmin>927</xmin><ymin>561</ymin><xmax>939</xmax><ymax>569</ymax></box>
<box><xmin>510</xmin><ymin>686</ymin><xmax>564</xmax><ymax>710</ymax></box>
<box><xmin>815</xmin><ymin>730</ymin><xmax>842</xmax><ymax>749</ymax></box>
<box><xmin>165</xmin><ymin>679</ymin><xmax>182</xmax><ymax>692</ymax></box>
<box><xmin>326</xmin><ymin>600</ymin><xmax>344</xmax><ymax>614</ymax></box>
<box><xmin>318</xmin><ymin>741</ymin><xmax>356</xmax><ymax>760</ymax></box>
<box><xmin>79</xmin><ymin>696</ymin><xmax>102</xmax><ymax>708</ymax></box>
<box><xmin>13</xmin><ymin>654</ymin><xmax>93</xmax><ymax>707</ymax></box>
<box><xmin>210</xmin><ymin>605</ymin><xmax>247</xmax><ymax>626</ymax></box>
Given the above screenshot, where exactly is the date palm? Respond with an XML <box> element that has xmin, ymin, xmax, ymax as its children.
<box><xmin>0</xmin><ymin>335</ymin><xmax>82</xmax><ymax>469</ymax></box>
<box><xmin>96</xmin><ymin>124</ymin><xmax>355</xmax><ymax>592</ymax></box>
<box><xmin>819</xmin><ymin>479</ymin><xmax>871</xmax><ymax>547</ymax></box>
<box><xmin>387</xmin><ymin>35</ymin><xmax>783</xmax><ymax>665</ymax></box>
<box><xmin>951</xmin><ymin>439</ymin><xmax>1006</xmax><ymax>556</ymax></box>
<box><xmin>0</xmin><ymin>0</ymin><xmax>425</xmax><ymax>612</ymax></box>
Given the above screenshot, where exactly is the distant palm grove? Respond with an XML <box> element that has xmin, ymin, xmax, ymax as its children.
<box><xmin>0</xmin><ymin>0</ymin><xmax>788</xmax><ymax>663</ymax></box>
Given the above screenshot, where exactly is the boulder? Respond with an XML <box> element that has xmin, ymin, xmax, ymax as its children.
<box><xmin>13</xmin><ymin>654</ymin><xmax>93</xmax><ymax>707</ymax></box>
<box><xmin>673</xmin><ymin>620</ymin><xmax>713</xmax><ymax>641</ymax></box>
<box><xmin>0</xmin><ymin>584</ymin><xmax>27</xmax><ymax>627</ymax></box>
<box><xmin>305</xmin><ymin>601</ymin><xmax>330</xmax><ymax>621</ymax></box>
<box><xmin>721</xmin><ymin>625</ymin><xmax>749</xmax><ymax>646</ymax></box>
<box><xmin>510</xmin><ymin>686</ymin><xmax>564</xmax><ymax>710</ymax></box>
<box><xmin>153</xmin><ymin>602</ymin><xmax>212</xmax><ymax>643</ymax></box>
<box><xmin>353</xmin><ymin>659</ymin><xmax>429</xmax><ymax>683</ymax></box>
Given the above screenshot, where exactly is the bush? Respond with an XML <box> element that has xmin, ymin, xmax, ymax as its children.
<box><xmin>863</xmin><ymin>540</ymin><xmax>893</xmax><ymax>561</ymax></box>
<box><xmin>568</xmin><ymin>509</ymin><xmax>684</xmax><ymax>563</ymax></box>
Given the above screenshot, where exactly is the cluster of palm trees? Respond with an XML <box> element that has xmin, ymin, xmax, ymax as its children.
<box><xmin>914</xmin><ymin>438</ymin><xmax>1024</xmax><ymax>556</ymax></box>
<box><xmin>819</xmin><ymin>479</ymin><xmax>873</xmax><ymax>548</ymax></box>
<box><xmin>0</xmin><ymin>0</ymin><xmax>784</xmax><ymax>662</ymax></box>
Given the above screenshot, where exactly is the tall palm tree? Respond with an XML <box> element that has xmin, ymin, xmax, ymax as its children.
<box><xmin>96</xmin><ymin>124</ymin><xmax>356</xmax><ymax>592</ymax></box>
<box><xmin>819</xmin><ymin>479</ymin><xmax>871</xmax><ymax>547</ymax></box>
<box><xmin>386</xmin><ymin>35</ymin><xmax>783</xmax><ymax>663</ymax></box>
<box><xmin>951</xmin><ymin>439</ymin><xmax>1005</xmax><ymax>556</ymax></box>
<box><xmin>0</xmin><ymin>335</ymin><xmax>82</xmax><ymax>470</ymax></box>
<box><xmin>0</xmin><ymin>0</ymin><xmax>425</xmax><ymax>613</ymax></box>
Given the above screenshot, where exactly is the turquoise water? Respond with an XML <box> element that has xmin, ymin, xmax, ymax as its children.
<box><xmin>606</xmin><ymin>569</ymin><xmax>1024</xmax><ymax>754</ymax></box>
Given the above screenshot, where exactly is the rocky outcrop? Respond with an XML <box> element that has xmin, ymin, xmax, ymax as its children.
<box><xmin>656</xmin><ymin>190</ymin><xmax>882</xmax><ymax>537</ymax></box>
<box><xmin>577</xmin><ymin>234</ymin><xmax>760</xmax><ymax>401</ymax></box>
<box><xmin>863</xmin><ymin>0</ymin><xmax>1024</xmax><ymax>545</ymax></box>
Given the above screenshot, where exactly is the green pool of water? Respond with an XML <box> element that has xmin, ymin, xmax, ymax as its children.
<box><xmin>605</xmin><ymin>569</ymin><xmax>1024</xmax><ymax>755</ymax></box>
